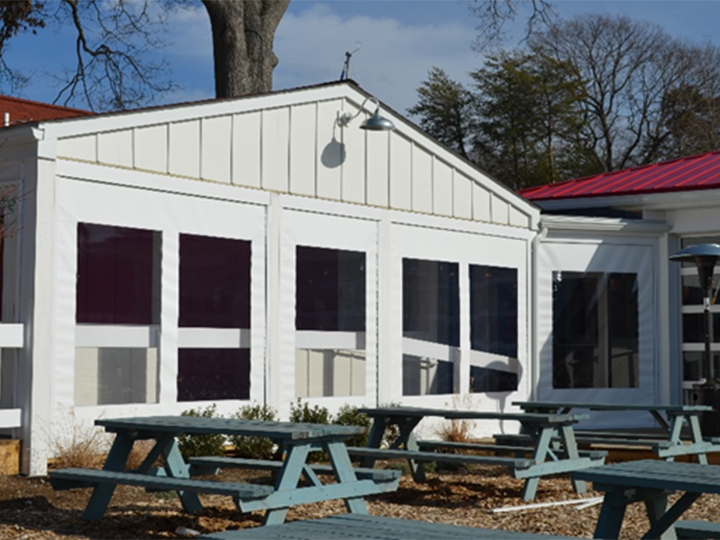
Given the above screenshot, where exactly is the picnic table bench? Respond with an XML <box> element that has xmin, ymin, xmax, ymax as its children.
<box><xmin>49</xmin><ymin>416</ymin><xmax>398</xmax><ymax>524</ymax></box>
<box><xmin>197</xmin><ymin>514</ymin><xmax>584</xmax><ymax>539</ymax></box>
<box><xmin>509</xmin><ymin>401</ymin><xmax>720</xmax><ymax>463</ymax></box>
<box><xmin>350</xmin><ymin>406</ymin><xmax>605</xmax><ymax>501</ymax></box>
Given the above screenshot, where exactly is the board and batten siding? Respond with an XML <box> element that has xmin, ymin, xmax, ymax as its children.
<box><xmin>55</xmin><ymin>96</ymin><xmax>533</xmax><ymax>228</ymax></box>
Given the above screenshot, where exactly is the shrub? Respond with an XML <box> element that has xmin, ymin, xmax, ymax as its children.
<box><xmin>289</xmin><ymin>399</ymin><xmax>332</xmax><ymax>424</ymax></box>
<box><xmin>333</xmin><ymin>404</ymin><xmax>370</xmax><ymax>448</ymax></box>
<box><xmin>230</xmin><ymin>403</ymin><xmax>278</xmax><ymax>460</ymax></box>
<box><xmin>50</xmin><ymin>419</ymin><xmax>109</xmax><ymax>470</ymax></box>
<box><xmin>289</xmin><ymin>399</ymin><xmax>331</xmax><ymax>462</ymax></box>
<box><xmin>177</xmin><ymin>404</ymin><xmax>226</xmax><ymax>460</ymax></box>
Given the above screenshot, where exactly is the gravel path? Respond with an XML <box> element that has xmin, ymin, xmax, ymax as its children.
<box><xmin>0</xmin><ymin>463</ymin><xmax>718</xmax><ymax>539</ymax></box>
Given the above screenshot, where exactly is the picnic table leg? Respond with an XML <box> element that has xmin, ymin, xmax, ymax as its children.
<box><xmin>263</xmin><ymin>442</ymin><xmax>311</xmax><ymax>526</ymax></box>
<box><xmin>359</xmin><ymin>418</ymin><xmax>388</xmax><ymax>468</ymax></box>
<box><xmin>641</xmin><ymin>489</ymin><xmax>696</xmax><ymax>540</ymax></box>
<box><xmin>593</xmin><ymin>490</ymin><xmax>629</xmax><ymax>540</ymax></box>
<box><xmin>685</xmin><ymin>414</ymin><xmax>709</xmax><ymax>465</ymax></box>
<box><xmin>386</xmin><ymin>418</ymin><xmax>426</xmax><ymax>482</ymax></box>
<box><xmin>326</xmin><ymin>440</ymin><xmax>368</xmax><ymax>515</ymax></box>
<box><xmin>519</xmin><ymin>424</ymin><xmax>555</xmax><ymax>501</ymax></box>
<box><xmin>82</xmin><ymin>432</ymin><xmax>134</xmax><ymax>520</ymax></box>
<box><xmin>558</xmin><ymin>424</ymin><xmax>588</xmax><ymax>495</ymax></box>
<box><xmin>162</xmin><ymin>439</ymin><xmax>203</xmax><ymax>514</ymax></box>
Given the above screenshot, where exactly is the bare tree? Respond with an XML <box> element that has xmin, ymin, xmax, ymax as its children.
<box><xmin>1</xmin><ymin>0</ymin><xmax>557</xmax><ymax>113</ymax></box>
<box><xmin>0</xmin><ymin>0</ymin><xmax>289</xmax><ymax>111</ymax></box>
<box><xmin>528</xmin><ymin>14</ymin><xmax>719</xmax><ymax>171</ymax></box>
<box><xmin>470</xmin><ymin>0</ymin><xmax>556</xmax><ymax>51</ymax></box>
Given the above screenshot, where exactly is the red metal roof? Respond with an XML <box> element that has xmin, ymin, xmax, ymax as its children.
<box><xmin>0</xmin><ymin>95</ymin><xmax>92</xmax><ymax>126</ymax></box>
<box><xmin>520</xmin><ymin>150</ymin><xmax>720</xmax><ymax>201</ymax></box>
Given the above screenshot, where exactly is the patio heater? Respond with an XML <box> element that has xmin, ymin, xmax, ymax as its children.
<box><xmin>670</xmin><ymin>243</ymin><xmax>720</xmax><ymax>436</ymax></box>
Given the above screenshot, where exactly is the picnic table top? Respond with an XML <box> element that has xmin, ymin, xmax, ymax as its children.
<box><xmin>95</xmin><ymin>416</ymin><xmax>363</xmax><ymax>441</ymax></box>
<box><xmin>512</xmin><ymin>401</ymin><xmax>712</xmax><ymax>413</ymax></box>
<box><xmin>357</xmin><ymin>406</ymin><xmax>589</xmax><ymax>424</ymax></box>
<box><xmin>572</xmin><ymin>459</ymin><xmax>720</xmax><ymax>494</ymax></box>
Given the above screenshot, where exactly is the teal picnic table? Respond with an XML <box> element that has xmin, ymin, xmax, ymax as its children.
<box><xmin>350</xmin><ymin>406</ymin><xmax>604</xmax><ymax>501</ymax></box>
<box><xmin>512</xmin><ymin>401</ymin><xmax>720</xmax><ymax>463</ymax></box>
<box><xmin>572</xmin><ymin>459</ymin><xmax>720</xmax><ymax>539</ymax></box>
<box><xmin>49</xmin><ymin>416</ymin><xmax>399</xmax><ymax>524</ymax></box>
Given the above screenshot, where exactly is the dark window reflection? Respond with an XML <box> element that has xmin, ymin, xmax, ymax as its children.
<box><xmin>76</xmin><ymin>223</ymin><xmax>159</xmax><ymax>324</ymax></box>
<box><xmin>682</xmin><ymin>313</ymin><xmax>720</xmax><ymax>343</ymax></box>
<box><xmin>179</xmin><ymin>234</ymin><xmax>251</xmax><ymax>328</ymax></box>
<box><xmin>683</xmin><ymin>351</ymin><xmax>720</xmax><ymax>382</ymax></box>
<box><xmin>470</xmin><ymin>265</ymin><xmax>517</xmax><ymax>358</ymax></box>
<box><xmin>403</xmin><ymin>258</ymin><xmax>459</xmax><ymax>347</ymax></box>
<box><xmin>470</xmin><ymin>366</ymin><xmax>518</xmax><ymax>392</ymax></box>
<box><xmin>552</xmin><ymin>272</ymin><xmax>639</xmax><ymax>389</ymax></box>
<box><xmin>402</xmin><ymin>356</ymin><xmax>454</xmax><ymax>395</ymax></box>
<box><xmin>296</xmin><ymin>246</ymin><xmax>366</xmax><ymax>332</ymax></box>
<box><xmin>177</xmin><ymin>348</ymin><xmax>250</xmax><ymax>401</ymax></box>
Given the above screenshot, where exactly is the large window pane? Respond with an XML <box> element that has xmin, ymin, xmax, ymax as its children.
<box><xmin>178</xmin><ymin>234</ymin><xmax>252</xmax><ymax>402</ymax></box>
<box><xmin>552</xmin><ymin>272</ymin><xmax>639</xmax><ymax>389</ymax></box>
<box><xmin>75</xmin><ymin>223</ymin><xmax>160</xmax><ymax>406</ymax></box>
<box><xmin>77</xmin><ymin>223</ymin><xmax>160</xmax><ymax>324</ymax></box>
<box><xmin>470</xmin><ymin>265</ymin><xmax>518</xmax><ymax>393</ymax></box>
<box><xmin>402</xmin><ymin>258</ymin><xmax>459</xmax><ymax>396</ymax></box>
<box><xmin>295</xmin><ymin>246</ymin><xmax>366</xmax><ymax>398</ymax></box>
<box><xmin>177</xmin><ymin>349</ymin><xmax>250</xmax><ymax>401</ymax></box>
<box><xmin>470</xmin><ymin>265</ymin><xmax>517</xmax><ymax>357</ymax></box>
<box><xmin>75</xmin><ymin>348</ymin><xmax>157</xmax><ymax>406</ymax></box>
<box><xmin>296</xmin><ymin>246</ymin><xmax>365</xmax><ymax>331</ymax></box>
<box><xmin>179</xmin><ymin>234</ymin><xmax>251</xmax><ymax>328</ymax></box>
<box><xmin>680</xmin><ymin>237</ymin><xmax>720</xmax><ymax>389</ymax></box>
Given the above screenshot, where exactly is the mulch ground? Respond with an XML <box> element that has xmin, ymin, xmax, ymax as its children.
<box><xmin>0</xmin><ymin>461</ymin><xmax>718</xmax><ymax>539</ymax></box>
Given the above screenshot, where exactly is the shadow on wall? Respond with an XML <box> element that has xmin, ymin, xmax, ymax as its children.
<box><xmin>321</xmin><ymin>136</ymin><xmax>346</xmax><ymax>168</ymax></box>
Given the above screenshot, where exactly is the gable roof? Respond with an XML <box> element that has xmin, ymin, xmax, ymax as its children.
<box><xmin>0</xmin><ymin>95</ymin><xmax>92</xmax><ymax>126</ymax></box>
<box><xmin>520</xmin><ymin>150</ymin><xmax>720</xmax><ymax>202</ymax></box>
<box><xmin>28</xmin><ymin>80</ymin><xmax>538</xmax><ymax>230</ymax></box>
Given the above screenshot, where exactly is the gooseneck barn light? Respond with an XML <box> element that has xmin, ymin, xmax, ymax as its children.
<box><xmin>337</xmin><ymin>96</ymin><xmax>395</xmax><ymax>132</ymax></box>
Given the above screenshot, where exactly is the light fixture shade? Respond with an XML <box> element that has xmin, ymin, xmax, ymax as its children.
<box><xmin>360</xmin><ymin>108</ymin><xmax>395</xmax><ymax>131</ymax></box>
<box><xmin>670</xmin><ymin>243</ymin><xmax>720</xmax><ymax>291</ymax></box>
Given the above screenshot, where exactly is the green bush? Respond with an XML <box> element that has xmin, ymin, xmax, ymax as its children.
<box><xmin>177</xmin><ymin>405</ymin><xmax>226</xmax><ymax>460</ymax></box>
<box><xmin>333</xmin><ymin>404</ymin><xmax>370</xmax><ymax>448</ymax></box>
<box><xmin>230</xmin><ymin>403</ymin><xmax>278</xmax><ymax>460</ymax></box>
<box><xmin>289</xmin><ymin>399</ymin><xmax>332</xmax><ymax>424</ymax></box>
<box><xmin>289</xmin><ymin>399</ymin><xmax>331</xmax><ymax>462</ymax></box>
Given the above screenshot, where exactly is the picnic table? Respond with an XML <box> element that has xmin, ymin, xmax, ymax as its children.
<box><xmin>511</xmin><ymin>401</ymin><xmax>720</xmax><ymax>463</ymax></box>
<box><xmin>49</xmin><ymin>415</ymin><xmax>399</xmax><ymax>524</ymax></box>
<box><xmin>349</xmin><ymin>406</ymin><xmax>605</xmax><ymax>501</ymax></box>
<box><xmin>572</xmin><ymin>459</ymin><xmax>720</xmax><ymax>539</ymax></box>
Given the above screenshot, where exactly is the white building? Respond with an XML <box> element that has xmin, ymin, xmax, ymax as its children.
<box><xmin>0</xmin><ymin>82</ymin><xmax>541</xmax><ymax>475</ymax></box>
<box><xmin>2</xmin><ymin>81</ymin><xmax>715</xmax><ymax>475</ymax></box>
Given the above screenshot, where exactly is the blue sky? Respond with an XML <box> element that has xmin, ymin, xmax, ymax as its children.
<box><xmin>10</xmin><ymin>1</ymin><xmax>720</xmax><ymax>117</ymax></box>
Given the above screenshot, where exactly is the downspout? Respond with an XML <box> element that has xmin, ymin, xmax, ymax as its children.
<box><xmin>529</xmin><ymin>221</ymin><xmax>548</xmax><ymax>401</ymax></box>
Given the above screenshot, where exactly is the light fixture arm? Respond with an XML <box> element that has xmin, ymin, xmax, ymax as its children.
<box><xmin>337</xmin><ymin>96</ymin><xmax>380</xmax><ymax>128</ymax></box>
<box><xmin>336</xmin><ymin>95</ymin><xmax>395</xmax><ymax>132</ymax></box>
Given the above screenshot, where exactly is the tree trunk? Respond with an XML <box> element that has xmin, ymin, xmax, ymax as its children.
<box><xmin>202</xmin><ymin>0</ymin><xmax>290</xmax><ymax>97</ymax></box>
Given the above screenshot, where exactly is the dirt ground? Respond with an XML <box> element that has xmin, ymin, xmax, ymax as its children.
<box><xmin>0</xmin><ymin>462</ymin><xmax>717</xmax><ymax>539</ymax></box>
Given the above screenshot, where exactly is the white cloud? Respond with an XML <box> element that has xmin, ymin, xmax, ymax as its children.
<box><xmin>274</xmin><ymin>3</ymin><xmax>479</xmax><ymax>115</ymax></box>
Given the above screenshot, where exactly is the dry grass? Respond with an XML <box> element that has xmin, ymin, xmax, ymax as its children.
<box><xmin>49</xmin><ymin>413</ymin><xmax>110</xmax><ymax>470</ymax></box>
